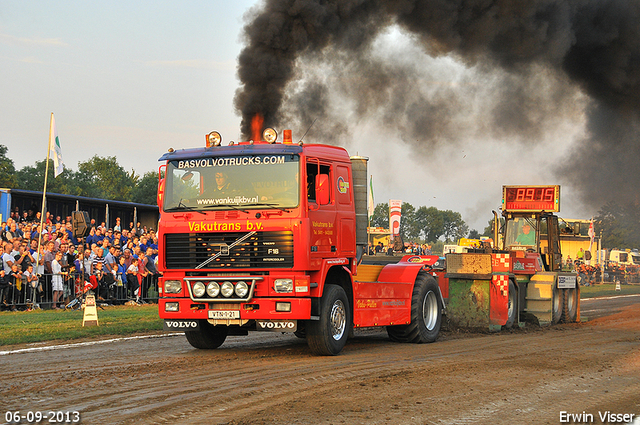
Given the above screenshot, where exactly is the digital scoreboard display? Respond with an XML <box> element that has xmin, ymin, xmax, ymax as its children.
<box><xmin>502</xmin><ymin>185</ymin><xmax>560</xmax><ymax>212</ymax></box>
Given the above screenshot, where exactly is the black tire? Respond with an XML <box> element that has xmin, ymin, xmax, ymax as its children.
<box><xmin>387</xmin><ymin>272</ymin><xmax>442</xmax><ymax>343</ymax></box>
<box><xmin>505</xmin><ymin>280</ymin><xmax>517</xmax><ymax>329</ymax></box>
<box><xmin>307</xmin><ymin>284</ymin><xmax>350</xmax><ymax>356</ymax></box>
<box><xmin>184</xmin><ymin>320</ymin><xmax>228</xmax><ymax>349</ymax></box>
<box><xmin>561</xmin><ymin>286</ymin><xmax>579</xmax><ymax>323</ymax></box>
<box><xmin>552</xmin><ymin>283</ymin><xmax>563</xmax><ymax>325</ymax></box>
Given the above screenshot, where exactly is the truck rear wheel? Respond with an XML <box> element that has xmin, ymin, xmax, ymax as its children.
<box><xmin>387</xmin><ymin>272</ymin><xmax>442</xmax><ymax>343</ymax></box>
<box><xmin>307</xmin><ymin>284</ymin><xmax>350</xmax><ymax>356</ymax></box>
<box><xmin>505</xmin><ymin>280</ymin><xmax>517</xmax><ymax>329</ymax></box>
<box><xmin>184</xmin><ymin>320</ymin><xmax>228</xmax><ymax>349</ymax></box>
<box><xmin>561</xmin><ymin>287</ymin><xmax>579</xmax><ymax>323</ymax></box>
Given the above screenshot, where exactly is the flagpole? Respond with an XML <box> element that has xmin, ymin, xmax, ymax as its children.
<box><xmin>35</xmin><ymin>113</ymin><xmax>54</xmax><ymax>283</ymax></box>
<box><xmin>367</xmin><ymin>175</ymin><xmax>374</xmax><ymax>254</ymax></box>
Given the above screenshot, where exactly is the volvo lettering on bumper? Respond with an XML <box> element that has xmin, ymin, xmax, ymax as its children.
<box><xmin>256</xmin><ymin>320</ymin><xmax>298</xmax><ymax>332</ymax></box>
<box><xmin>164</xmin><ymin>320</ymin><xmax>200</xmax><ymax>331</ymax></box>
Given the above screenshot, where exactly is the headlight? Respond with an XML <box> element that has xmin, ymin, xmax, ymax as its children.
<box><xmin>221</xmin><ymin>281</ymin><xmax>234</xmax><ymax>298</ymax></box>
<box><xmin>164</xmin><ymin>280</ymin><xmax>182</xmax><ymax>294</ymax></box>
<box><xmin>274</xmin><ymin>278</ymin><xmax>293</xmax><ymax>293</ymax></box>
<box><xmin>192</xmin><ymin>281</ymin><xmax>206</xmax><ymax>297</ymax></box>
<box><xmin>165</xmin><ymin>302</ymin><xmax>179</xmax><ymax>312</ymax></box>
<box><xmin>207</xmin><ymin>282</ymin><xmax>220</xmax><ymax>297</ymax></box>
<box><xmin>235</xmin><ymin>281</ymin><xmax>249</xmax><ymax>297</ymax></box>
<box><xmin>206</xmin><ymin>131</ymin><xmax>222</xmax><ymax>147</ymax></box>
<box><xmin>263</xmin><ymin>128</ymin><xmax>277</xmax><ymax>143</ymax></box>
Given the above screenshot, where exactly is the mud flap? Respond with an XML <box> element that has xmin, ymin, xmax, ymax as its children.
<box><xmin>490</xmin><ymin>274</ymin><xmax>509</xmax><ymax>327</ymax></box>
<box><xmin>447</xmin><ymin>278</ymin><xmax>490</xmax><ymax>328</ymax></box>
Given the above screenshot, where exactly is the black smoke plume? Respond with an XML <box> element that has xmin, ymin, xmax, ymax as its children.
<box><xmin>234</xmin><ymin>0</ymin><xmax>640</xmax><ymax>208</ymax></box>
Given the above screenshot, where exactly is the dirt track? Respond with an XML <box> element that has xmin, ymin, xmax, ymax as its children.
<box><xmin>1</xmin><ymin>299</ymin><xmax>639</xmax><ymax>425</ymax></box>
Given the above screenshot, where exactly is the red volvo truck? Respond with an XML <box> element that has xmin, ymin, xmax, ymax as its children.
<box><xmin>157</xmin><ymin>126</ymin><xmax>444</xmax><ymax>355</ymax></box>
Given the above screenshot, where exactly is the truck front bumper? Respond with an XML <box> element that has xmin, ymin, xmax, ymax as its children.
<box><xmin>159</xmin><ymin>297</ymin><xmax>312</xmax><ymax>321</ymax></box>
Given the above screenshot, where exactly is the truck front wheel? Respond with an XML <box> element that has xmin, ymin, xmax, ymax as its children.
<box><xmin>307</xmin><ymin>284</ymin><xmax>350</xmax><ymax>356</ymax></box>
<box><xmin>387</xmin><ymin>272</ymin><xmax>442</xmax><ymax>343</ymax></box>
<box><xmin>185</xmin><ymin>320</ymin><xmax>228</xmax><ymax>349</ymax></box>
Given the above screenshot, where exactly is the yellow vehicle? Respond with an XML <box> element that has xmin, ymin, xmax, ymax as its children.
<box><xmin>445</xmin><ymin>185</ymin><xmax>580</xmax><ymax>329</ymax></box>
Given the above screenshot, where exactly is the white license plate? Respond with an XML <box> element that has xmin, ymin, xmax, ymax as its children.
<box><xmin>208</xmin><ymin>310</ymin><xmax>240</xmax><ymax>319</ymax></box>
<box><xmin>557</xmin><ymin>275</ymin><xmax>577</xmax><ymax>289</ymax></box>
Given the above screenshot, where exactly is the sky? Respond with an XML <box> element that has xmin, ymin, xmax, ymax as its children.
<box><xmin>0</xmin><ymin>0</ymin><xmax>595</xmax><ymax>232</ymax></box>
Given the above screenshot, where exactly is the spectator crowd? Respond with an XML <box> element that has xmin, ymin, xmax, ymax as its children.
<box><xmin>367</xmin><ymin>240</ymin><xmax>433</xmax><ymax>256</ymax></box>
<box><xmin>0</xmin><ymin>207</ymin><xmax>160</xmax><ymax>311</ymax></box>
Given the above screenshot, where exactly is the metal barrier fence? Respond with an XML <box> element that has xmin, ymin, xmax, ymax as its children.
<box><xmin>0</xmin><ymin>272</ymin><xmax>160</xmax><ymax>311</ymax></box>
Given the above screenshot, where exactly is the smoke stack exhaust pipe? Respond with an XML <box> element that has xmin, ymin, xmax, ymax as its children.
<box><xmin>350</xmin><ymin>156</ymin><xmax>369</xmax><ymax>264</ymax></box>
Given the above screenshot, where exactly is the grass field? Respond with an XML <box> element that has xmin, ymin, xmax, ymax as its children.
<box><xmin>0</xmin><ymin>304</ymin><xmax>162</xmax><ymax>347</ymax></box>
<box><xmin>580</xmin><ymin>283</ymin><xmax>640</xmax><ymax>298</ymax></box>
<box><xmin>1</xmin><ymin>284</ymin><xmax>639</xmax><ymax>347</ymax></box>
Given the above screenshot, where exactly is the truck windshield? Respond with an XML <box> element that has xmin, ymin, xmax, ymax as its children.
<box><xmin>164</xmin><ymin>154</ymin><xmax>300</xmax><ymax>211</ymax></box>
<box><xmin>505</xmin><ymin>218</ymin><xmax>536</xmax><ymax>249</ymax></box>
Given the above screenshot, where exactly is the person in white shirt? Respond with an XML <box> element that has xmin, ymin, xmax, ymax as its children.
<box><xmin>1</xmin><ymin>242</ymin><xmax>15</xmax><ymax>274</ymax></box>
<box><xmin>51</xmin><ymin>251</ymin><xmax>66</xmax><ymax>309</ymax></box>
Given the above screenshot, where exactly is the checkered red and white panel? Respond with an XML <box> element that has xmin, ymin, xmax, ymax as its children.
<box><xmin>492</xmin><ymin>274</ymin><xmax>509</xmax><ymax>296</ymax></box>
<box><xmin>492</xmin><ymin>253</ymin><xmax>511</xmax><ymax>272</ymax></box>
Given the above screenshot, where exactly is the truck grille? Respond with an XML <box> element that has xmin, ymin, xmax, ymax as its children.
<box><xmin>164</xmin><ymin>231</ymin><xmax>293</xmax><ymax>269</ymax></box>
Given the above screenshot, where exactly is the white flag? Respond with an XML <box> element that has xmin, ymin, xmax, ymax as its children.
<box><xmin>588</xmin><ymin>219</ymin><xmax>595</xmax><ymax>251</ymax></box>
<box><xmin>49</xmin><ymin>113</ymin><xmax>64</xmax><ymax>177</ymax></box>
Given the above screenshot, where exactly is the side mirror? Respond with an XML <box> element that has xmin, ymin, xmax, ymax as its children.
<box><xmin>157</xmin><ymin>165</ymin><xmax>167</xmax><ymax>208</ymax></box>
<box><xmin>316</xmin><ymin>174</ymin><xmax>330</xmax><ymax>205</ymax></box>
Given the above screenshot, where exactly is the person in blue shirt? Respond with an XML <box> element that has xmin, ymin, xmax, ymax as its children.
<box><xmin>113</xmin><ymin>230</ymin><xmax>126</xmax><ymax>247</ymax></box>
<box><xmin>138</xmin><ymin>236</ymin><xmax>150</xmax><ymax>253</ymax></box>
<box><xmin>64</xmin><ymin>222</ymin><xmax>78</xmax><ymax>245</ymax></box>
<box><xmin>116</xmin><ymin>255</ymin><xmax>127</xmax><ymax>294</ymax></box>
<box><xmin>85</xmin><ymin>227</ymin><xmax>95</xmax><ymax>248</ymax></box>
<box><xmin>93</xmin><ymin>228</ymin><xmax>105</xmax><ymax>244</ymax></box>
<box><xmin>105</xmin><ymin>228</ymin><xmax>115</xmax><ymax>244</ymax></box>
<box><xmin>30</xmin><ymin>224</ymin><xmax>41</xmax><ymax>241</ymax></box>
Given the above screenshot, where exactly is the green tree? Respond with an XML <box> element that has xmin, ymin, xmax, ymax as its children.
<box><xmin>16</xmin><ymin>159</ymin><xmax>78</xmax><ymax>194</ymax></box>
<box><xmin>442</xmin><ymin>210</ymin><xmax>468</xmax><ymax>242</ymax></box>
<box><xmin>77</xmin><ymin>156</ymin><xmax>136</xmax><ymax>201</ymax></box>
<box><xmin>413</xmin><ymin>206</ymin><xmax>445</xmax><ymax>242</ymax></box>
<box><xmin>131</xmin><ymin>171</ymin><xmax>159</xmax><ymax>205</ymax></box>
<box><xmin>370</xmin><ymin>203</ymin><xmax>389</xmax><ymax>228</ymax></box>
<box><xmin>0</xmin><ymin>145</ymin><xmax>16</xmax><ymax>188</ymax></box>
<box><xmin>370</xmin><ymin>202</ymin><xmax>419</xmax><ymax>241</ymax></box>
<box><xmin>595</xmin><ymin>201</ymin><xmax>640</xmax><ymax>249</ymax></box>
<box><xmin>399</xmin><ymin>202</ymin><xmax>416</xmax><ymax>240</ymax></box>
<box><xmin>370</xmin><ymin>202</ymin><xmax>470</xmax><ymax>243</ymax></box>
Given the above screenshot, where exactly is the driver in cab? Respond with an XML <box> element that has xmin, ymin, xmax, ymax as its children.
<box><xmin>203</xmin><ymin>171</ymin><xmax>236</xmax><ymax>197</ymax></box>
<box><xmin>516</xmin><ymin>224</ymin><xmax>535</xmax><ymax>245</ymax></box>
